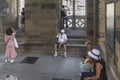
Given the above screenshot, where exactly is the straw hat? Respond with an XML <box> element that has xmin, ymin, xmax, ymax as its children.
<box><xmin>88</xmin><ymin>49</ymin><xmax>101</xmax><ymax>60</ymax></box>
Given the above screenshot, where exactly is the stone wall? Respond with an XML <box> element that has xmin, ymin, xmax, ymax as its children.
<box><xmin>115</xmin><ymin>0</ymin><xmax>120</xmax><ymax>77</ymax></box>
<box><xmin>98</xmin><ymin>0</ymin><xmax>105</xmax><ymax>43</ymax></box>
<box><xmin>0</xmin><ymin>0</ymin><xmax>9</xmax><ymax>33</ymax></box>
<box><xmin>0</xmin><ymin>0</ymin><xmax>17</xmax><ymax>34</ymax></box>
<box><xmin>86</xmin><ymin>0</ymin><xmax>99</xmax><ymax>43</ymax></box>
<box><xmin>86</xmin><ymin>0</ymin><xmax>94</xmax><ymax>41</ymax></box>
<box><xmin>99</xmin><ymin>0</ymin><xmax>120</xmax><ymax>79</ymax></box>
<box><xmin>25</xmin><ymin>0</ymin><xmax>57</xmax><ymax>43</ymax></box>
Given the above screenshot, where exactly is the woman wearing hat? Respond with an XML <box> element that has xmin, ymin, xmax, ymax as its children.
<box><xmin>81</xmin><ymin>49</ymin><xmax>107</xmax><ymax>80</ymax></box>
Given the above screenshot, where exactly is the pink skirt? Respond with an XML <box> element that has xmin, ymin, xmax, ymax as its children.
<box><xmin>5</xmin><ymin>42</ymin><xmax>17</xmax><ymax>59</ymax></box>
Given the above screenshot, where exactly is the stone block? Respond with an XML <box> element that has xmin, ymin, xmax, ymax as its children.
<box><xmin>25</xmin><ymin>0</ymin><xmax>57</xmax><ymax>42</ymax></box>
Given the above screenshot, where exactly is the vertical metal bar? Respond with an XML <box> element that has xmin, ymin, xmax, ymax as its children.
<box><xmin>73</xmin><ymin>0</ymin><xmax>75</xmax><ymax>29</ymax></box>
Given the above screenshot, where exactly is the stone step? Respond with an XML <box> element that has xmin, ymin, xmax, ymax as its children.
<box><xmin>68</xmin><ymin>36</ymin><xmax>86</xmax><ymax>39</ymax></box>
<box><xmin>68</xmin><ymin>38</ymin><xmax>87</xmax><ymax>44</ymax></box>
<box><xmin>14</xmin><ymin>34</ymin><xmax>26</xmax><ymax>44</ymax></box>
<box><xmin>0</xmin><ymin>42</ymin><xmax>87</xmax><ymax>55</ymax></box>
<box><xmin>0</xmin><ymin>34</ymin><xmax>88</xmax><ymax>55</ymax></box>
<box><xmin>0</xmin><ymin>34</ymin><xmax>4</xmax><ymax>41</ymax></box>
<box><xmin>15</xmin><ymin>37</ymin><xmax>26</xmax><ymax>43</ymax></box>
<box><xmin>15</xmin><ymin>38</ymin><xmax>87</xmax><ymax>44</ymax></box>
<box><xmin>67</xmin><ymin>44</ymin><xmax>86</xmax><ymax>47</ymax></box>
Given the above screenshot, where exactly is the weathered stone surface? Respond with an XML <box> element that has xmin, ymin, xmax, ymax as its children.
<box><xmin>0</xmin><ymin>0</ymin><xmax>17</xmax><ymax>34</ymax></box>
<box><xmin>86</xmin><ymin>0</ymin><xmax>94</xmax><ymax>41</ymax></box>
<box><xmin>98</xmin><ymin>0</ymin><xmax>105</xmax><ymax>40</ymax></box>
<box><xmin>99</xmin><ymin>0</ymin><xmax>120</xmax><ymax>80</ymax></box>
<box><xmin>25</xmin><ymin>0</ymin><xmax>57</xmax><ymax>43</ymax></box>
<box><xmin>115</xmin><ymin>0</ymin><xmax>120</xmax><ymax>76</ymax></box>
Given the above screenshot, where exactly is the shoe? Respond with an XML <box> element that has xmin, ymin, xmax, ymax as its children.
<box><xmin>79</xmin><ymin>73</ymin><xmax>82</xmax><ymax>76</ymax></box>
<box><xmin>64</xmin><ymin>54</ymin><xmax>67</xmax><ymax>58</ymax></box>
<box><xmin>5</xmin><ymin>59</ymin><xmax>8</xmax><ymax>63</ymax></box>
<box><xmin>8</xmin><ymin>59</ymin><xmax>10</xmax><ymax>62</ymax></box>
<box><xmin>53</xmin><ymin>52</ymin><xmax>58</xmax><ymax>57</ymax></box>
<box><xmin>64</xmin><ymin>52</ymin><xmax>67</xmax><ymax>58</ymax></box>
<box><xmin>10</xmin><ymin>59</ymin><xmax>14</xmax><ymax>63</ymax></box>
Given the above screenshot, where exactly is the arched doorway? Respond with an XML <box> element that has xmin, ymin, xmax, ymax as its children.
<box><xmin>17</xmin><ymin>0</ymin><xmax>25</xmax><ymax>29</ymax></box>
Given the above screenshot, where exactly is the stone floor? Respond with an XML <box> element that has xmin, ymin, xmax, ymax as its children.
<box><xmin>0</xmin><ymin>53</ymin><xmax>82</xmax><ymax>80</ymax></box>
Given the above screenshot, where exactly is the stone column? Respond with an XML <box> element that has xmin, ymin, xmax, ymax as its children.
<box><xmin>98</xmin><ymin>0</ymin><xmax>106</xmax><ymax>43</ymax></box>
<box><xmin>86</xmin><ymin>0</ymin><xmax>94</xmax><ymax>41</ymax></box>
<box><xmin>25</xmin><ymin>0</ymin><xmax>57</xmax><ymax>43</ymax></box>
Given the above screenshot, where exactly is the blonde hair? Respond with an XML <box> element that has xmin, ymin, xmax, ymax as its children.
<box><xmin>85</xmin><ymin>40</ymin><xmax>94</xmax><ymax>46</ymax></box>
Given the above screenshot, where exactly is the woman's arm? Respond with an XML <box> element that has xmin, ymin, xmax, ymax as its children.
<box><xmin>5</xmin><ymin>34</ymin><xmax>7</xmax><ymax>42</ymax></box>
<box><xmin>11</xmin><ymin>27</ymin><xmax>16</xmax><ymax>35</ymax></box>
<box><xmin>84</xmin><ymin>63</ymin><xmax>102</xmax><ymax>80</ymax></box>
<box><xmin>12</xmin><ymin>27</ymin><xmax>16</xmax><ymax>32</ymax></box>
<box><xmin>5</xmin><ymin>34</ymin><xmax>9</xmax><ymax>43</ymax></box>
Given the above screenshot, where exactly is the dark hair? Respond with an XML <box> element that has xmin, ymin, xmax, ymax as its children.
<box><xmin>90</xmin><ymin>57</ymin><xmax>105</xmax><ymax>64</ymax></box>
<box><xmin>82</xmin><ymin>56</ymin><xmax>86</xmax><ymax>59</ymax></box>
<box><xmin>98</xmin><ymin>58</ymin><xmax>105</xmax><ymax>64</ymax></box>
<box><xmin>6</xmin><ymin>28</ymin><xmax>13</xmax><ymax>35</ymax></box>
<box><xmin>22</xmin><ymin>8</ymin><xmax>25</xmax><ymax>11</ymax></box>
<box><xmin>62</xmin><ymin>5</ymin><xmax>65</xmax><ymax>8</ymax></box>
<box><xmin>21</xmin><ymin>8</ymin><xmax>25</xmax><ymax>16</ymax></box>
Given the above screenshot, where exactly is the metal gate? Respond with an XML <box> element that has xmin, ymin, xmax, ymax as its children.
<box><xmin>62</xmin><ymin>0</ymin><xmax>86</xmax><ymax>31</ymax></box>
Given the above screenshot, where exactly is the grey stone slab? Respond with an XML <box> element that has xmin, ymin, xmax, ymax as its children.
<box><xmin>0</xmin><ymin>53</ymin><xmax>82</xmax><ymax>80</ymax></box>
